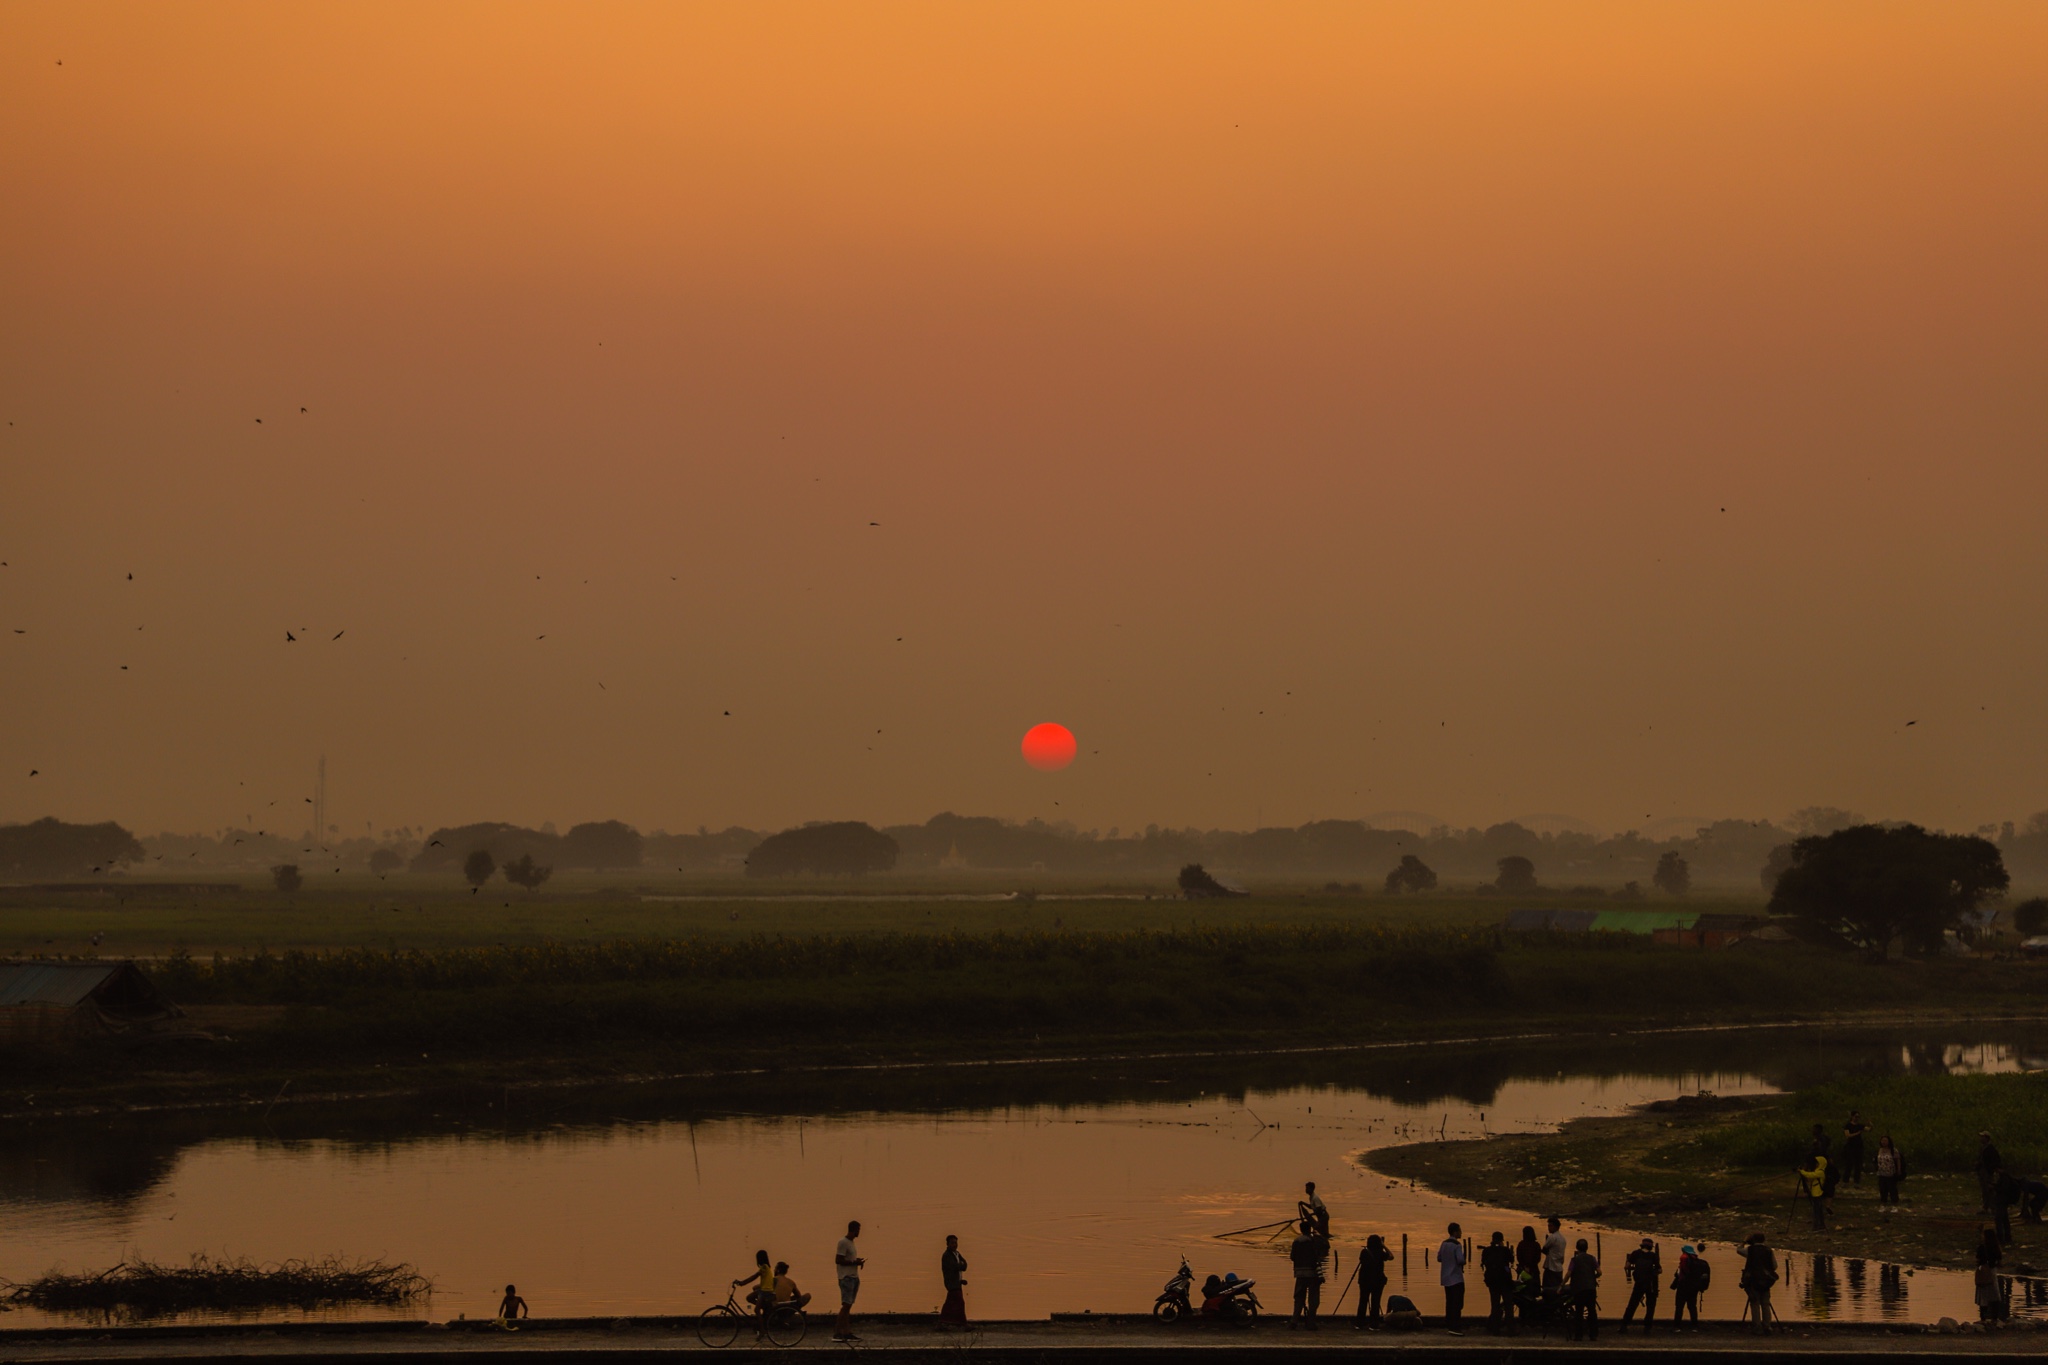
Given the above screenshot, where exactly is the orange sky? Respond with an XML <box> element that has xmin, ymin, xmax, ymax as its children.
<box><xmin>3</xmin><ymin>2</ymin><xmax>2045</xmax><ymax>838</ymax></box>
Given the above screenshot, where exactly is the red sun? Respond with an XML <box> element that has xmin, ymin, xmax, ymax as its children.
<box><xmin>1021</xmin><ymin>722</ymin><xmax>1077</xmax><ymax>771</ymax></box>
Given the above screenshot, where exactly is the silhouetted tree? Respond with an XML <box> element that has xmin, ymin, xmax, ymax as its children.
<box><xmin>1653</xmin><ymin>851</ymin><xmax>1691</xmax><ymax>896</ymax></box>
<box><xmin>0</xmin><ymin>818</ymin><xmax>145</xmax><ymax>879</ymax></box>
<box><xmin>1494</xmin><ymin>856</ymin><xmax>1538</xmax><ymax>896</ymax></box>
<box><xmin>1384</xmin><ymin>854</ymin><xmax>1438</xmax><ymax>894</ymax></box>
<box><xmin>1760</xmin><ymin>843</ymin><xmax>1795</xmax><ymax>895</ymax></box>
<box><xmin>2014</xmin><ymin>897</ymin><xmax>2048</xmax><ymax>937</ymax></box>
<box><xmin>1178</xmin><ymin>863</ymin><xmax>1247</xmax><ymax>898</ymax></box>
<box><xmin>464</xmin><ymin>849</ymin><xmax>496</xmax><ymax>888</ymax></box>
<box><xmin>408</xmin><ymin>822</ymin><xmax>553</xmax><ymax>873</ymax></box>
<box><xmin>271</xmin><ymin>863</ymin><xmax>302</xmax><ymax>893</ymax></box>
<box><xmin>559</xmin><ymin>820</ymin><xmax>642</xmax><ymax>869</ymax></box>
<box><xmin>368</xmin><ymin>848</ymin><xmax>405</xmax><ymax>876</ymax></box>
<box><xmin>745</xmin><ymin>822</ymin><xmax>898</xmax><ymax>877</ymax></box>
<box><xmin>1615</xmin><ymin>880</ymin><xmax>1644</xmax><ymax>902</ymax></box>
<box><xmin>502</xmin><ymin>853</ymin><xmax>553</xmax><ymax>890</ymax></box>
<box><xmin>1768</xmin><ymin>823</ymin><xmax>2008</xmax><ymax>957</ymax></box>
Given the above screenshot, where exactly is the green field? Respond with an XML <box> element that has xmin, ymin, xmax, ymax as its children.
<box><xmin>1370</xmin><ymin>1073</ymin><xmax>2048</xmax><ymax>1271</ymax></box>
<box><xmin>0</xmin><ymin>883</ymin><xmax>1754</xmax><ymax>956</ymax></box>
<box><xmin>5</xmin><ymin>892</ymin><xmax>2044</xmax><ymax>1120</ymax></box>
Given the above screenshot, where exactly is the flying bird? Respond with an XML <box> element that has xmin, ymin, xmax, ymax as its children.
<box><xmin>28</xmin><ymin>770</ymin><xmax>37</xmax><ymax>777</ymax></box>
<box><xmin>255</xmin><ymin>418</ymin><xmax>262</xmax><ymax>423</ymax></box>
<box><xmin>300</xmin><ymin>406</ymin><xmax>307</xmax><ymax>413</ymax></box>
<box><xmin>429</xmin><ymin>839</ymin><xmax>444</xmax><ymax>847</ymax></box>
<box><xmin>286</xmin><ymin>631</ymin><xmax>296</xmax><ymax>642</ymax></box>
<box><xmin>331</xmin><ymin>630</ymin><xmax>344</xmax><ymax>641</ymax></box>
<box><xmin>1905</xmin><ymin>720</ymin><xmax>1918</xmax><ymax>727</ymax></box>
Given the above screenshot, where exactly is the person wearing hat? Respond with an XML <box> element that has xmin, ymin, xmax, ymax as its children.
<box><xmin>1670</xmin><ymin>1244</ymin><xmax>1710</xmax><ymax>1326</ymax></box>
<box><xmin>1618</xmin><ymin>1238</ymin><xmax>1661</xmax><ymax>1332</ymax></box>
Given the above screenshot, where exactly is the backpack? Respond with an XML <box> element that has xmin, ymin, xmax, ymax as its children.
<box><xmin>1694</xmin><ymin>1257</ymin><xmax>1711</xmax><ymax>1292</ymax></box>
<box><xmin>1385</xmin><ymin>1294</ymin><xmax>1418</xmax><ymax>1315</ymax></box>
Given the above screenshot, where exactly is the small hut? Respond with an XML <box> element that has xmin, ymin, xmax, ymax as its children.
<box><xmin>0</xmin><ymin>961</ymin><xmax>181</xmax><ymax>1043</ymax></box>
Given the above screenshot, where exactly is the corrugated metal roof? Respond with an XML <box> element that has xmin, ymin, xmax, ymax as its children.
<box><xmin>0</xmin><ymin>962</ymin><xmax>124</xmax><ymax>1008</ymax></box>
<box><xmin>1590</xmin><ymin>910</ymin><xmax>1701</xmax><ymax>934</ymax></box>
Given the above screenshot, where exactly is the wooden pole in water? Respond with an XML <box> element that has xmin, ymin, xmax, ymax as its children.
<box><xmin>1402</xmin><ymin>1233</ymin><xmax>1409</xmax><ymax>1275</ymax></box>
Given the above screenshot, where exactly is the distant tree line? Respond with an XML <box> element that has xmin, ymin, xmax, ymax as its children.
<box><xmin>19</xmin><ymin>803</ymin><xmax>2048</xmax><ymax>897</ymax></box>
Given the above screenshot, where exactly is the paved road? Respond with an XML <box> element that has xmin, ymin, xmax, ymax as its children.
<box><xmin>1</xmin><ymin>1317</ymin><xmax>2042</xmax><ymax>1364</ymax></box>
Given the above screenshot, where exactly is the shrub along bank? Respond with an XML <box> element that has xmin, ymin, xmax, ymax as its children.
<box><xmin>4</xmin><ymin>928</ymin><xmax>2043</xmax><ymax>1104</ymax></box>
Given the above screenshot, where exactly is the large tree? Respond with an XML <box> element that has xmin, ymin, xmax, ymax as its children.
<box><xmin>1384</xmin><ymin>854</ymin><xmax>1438</xmax><ymax>894</ymax></box>
<box><xmin>1768</xmin><ymin>823</ymin><xmax>2007</xmax><ymax>957</ymax></box>
<box><xmin>745</xmin><ymin>822</ymin><xmax>898</xmax><ymax>877</ymax></box>
<box><xmin>0</xmin><ymin>818</ymin><xmax>144</xmax><ymax>879</ymax></box>
<box><xmin>502</xmin><ymin>853</ymin><xmax>553</xmax><ymax>891</ymax></box>
<box><xmin>559</xmin><ymin>820</ymin><xmax>643</xmax><ymax>869</ymax></box>
<box><xmin>1495</xmin><ymin>856</ymin><xmax>1538</xmax><ymax>896</ymax></box>
<box><xmin>1653</xmin><ymin>851</ymin><xmax>1691</xmax><ymax>897</ymax></box>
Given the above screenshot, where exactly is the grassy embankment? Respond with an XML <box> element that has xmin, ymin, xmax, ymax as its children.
<box><xmin>1369</xmin><ymin>1073</ymin><xmax>2048</xmax><ymax>1272</ymax></box>
<box><xmin>3</xmin><ymin>890</ymin><xmax>2044</xmax><ymax>1116</ymax></box>
<box><xmin>0</xmin><ymin>885</ymin><xmax>1535</xmax><ymax>956</ymax></box>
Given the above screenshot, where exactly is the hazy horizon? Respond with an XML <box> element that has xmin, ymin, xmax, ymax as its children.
<box><xmin>6</xmin><ymin>2</ymin><xmax>2045</xmax><ymax>838</ymax></box>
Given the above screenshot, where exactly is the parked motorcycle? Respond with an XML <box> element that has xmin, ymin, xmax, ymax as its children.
<box><xmin>1153</xmin><ymin>1257</ymin><xmax>1194</xmax><ymax>1323</ymax></box>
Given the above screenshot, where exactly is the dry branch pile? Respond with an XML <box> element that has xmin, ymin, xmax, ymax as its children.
<box><xmin>2</xmin><ymin>1254</ymin><xmax>429</xmax><ymax>1319</ymax></box>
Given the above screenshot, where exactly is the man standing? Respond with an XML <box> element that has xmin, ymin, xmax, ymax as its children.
<box><xmin>1288</xmin><ymin>1219</ymin><xmax>1330</xmax><ymax>1327</ymax></box>
<box><xmin>1841</xmin><ymin>1111</ymin><xmax>1870</xmax><ymax>1186</ymax></box>
<box><xmin>832</xmin><ymin>1220</ymin><xmax>864</xmax><ymax>1343</ymax></box>
<box><xmin>1540</xmin><ymin>1217</ymin><xmax>1568</xmax><ymax>1304</ymax></box>
<box><xmin>1564</xmin><ymin>1239</ymin><xmax>1601</xmax><ymax>1340</ymax></box>
<box><xmin>1437</xmin><ymin>1222</ymin><xmax>1467</xmax><ymax>1335</ymax></box>
<box><xmin>1619</xmin><ymin>1239</ymin><xmax>1660</xmax><ymax>1332</ymax></box>
<box><xmin>1977</xmin><ymin>1132</ymin><xmax>2004</xmax><ymax>1214</ymax></box>
<box><xmin>939</xmin><ymin>1235</ymin><xmax>968</xmax><ymax>1326</ymax></box>
<box><xmin>1302</xmin><ymin>1181</ymin><xmax>1330</xmax><ymax>1235</ymax></box>
<box><xmin>1478</xmin><ymin>1232</ymin><xmax>1515</xmax><ymax>1335</ymax></box>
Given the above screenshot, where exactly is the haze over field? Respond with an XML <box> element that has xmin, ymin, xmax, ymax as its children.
<box><xmin>4</xmin><ymin>2</ymin><xmax>2045</xmax><ymax>839</ymax></box>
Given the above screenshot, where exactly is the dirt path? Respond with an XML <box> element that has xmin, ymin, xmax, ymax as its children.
<box><xmin>0</xmin><ymin>1316</ymin><xmax>2043</xmax><ymax>1362</ymax></box>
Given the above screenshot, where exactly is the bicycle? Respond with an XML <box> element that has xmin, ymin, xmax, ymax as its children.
<box><xmin>698</xmin><ymin>1284</ymin><xmax>808</xmax><ymax>1348</ymax></box>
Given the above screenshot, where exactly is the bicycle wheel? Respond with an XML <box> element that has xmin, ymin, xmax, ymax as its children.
<box><xmin>765</xmin><ymin>1306</ymin><xmax>807</xmax><ymax>1347</ymax></box>
<box><xmin>697</xmin><ymin>1304</ymin><xmax>742</xmax><ymax>1348</ymax></box>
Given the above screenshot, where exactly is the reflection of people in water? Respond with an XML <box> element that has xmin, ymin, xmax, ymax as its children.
<box><xmin>1879</xmin><ymin>1263</ymin><xmax>1905</xmax><ymax>1306</ymax></box>
<box><xmin>1804</xmin><ymin>1254</ymin><xmax>1839</xmax><ymax>1317</ymax></box>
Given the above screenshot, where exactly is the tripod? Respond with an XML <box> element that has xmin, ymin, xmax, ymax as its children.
<box><xmin>1741</xmin><ymin>1291</ymin><xmax>1780</xmax><ymax>1332</ymax></box>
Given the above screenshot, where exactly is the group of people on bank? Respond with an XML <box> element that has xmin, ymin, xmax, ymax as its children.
<box><xmin>1283</xmin><ymin>1199</ymin><xmax>1715</xmax><ymax>1340</ymax></box>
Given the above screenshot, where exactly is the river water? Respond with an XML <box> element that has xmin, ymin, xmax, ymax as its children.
<box><xmin>2</xmin><ymin>1027</ymin><xmax>2042</xmax><ymax>1328</ymax></box>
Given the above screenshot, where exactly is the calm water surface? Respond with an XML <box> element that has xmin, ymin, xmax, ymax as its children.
<box><xmin>2</xmin><ymin>1029</ymin><xmax>2041</xmax><ymax>1328</ymax></box>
